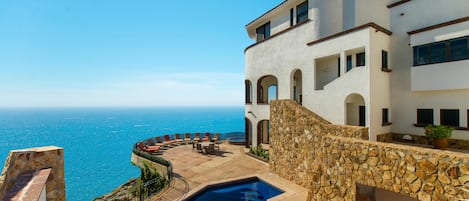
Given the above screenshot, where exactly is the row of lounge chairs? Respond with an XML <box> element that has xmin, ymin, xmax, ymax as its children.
<box><xmin>136</xmin><ymin>133</ymin><xmax>220</xmax><ymax>154</ymax></box>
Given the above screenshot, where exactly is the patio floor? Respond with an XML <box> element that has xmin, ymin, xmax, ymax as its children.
<box><xmin>148</xmin><ymin>142</ymin><xmax>308</xmax><ymax>201</ymax></box>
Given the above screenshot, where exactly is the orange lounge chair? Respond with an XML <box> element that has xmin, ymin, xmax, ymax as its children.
<box><xmin>193</xmin><ymin>132</ymin><xmax>201</xmax><ymax>142</ymax></box>
<box><xmin>155</xmin><ymin>136</ymin><xmax>171</xmax><ymax>147</ymax></box>
<box><xmin>184</xmin><ymin>133</ymin><xmax>192</xmax><ymax>144</ymax></box>
<box><xmin>137</xmin><ymin>142</ymin><xmax>160</xmax><ymax>153</ymax></box>
<box><xmin>174</xmin><ymin>133</ymin><xmax>184</xmax><ymax>144</ymax></box>
<box><xmin>164</xmin><ymin>134</ymin><xmax>179</xmax><ymax>145</ymax></box>
<box><xmin>202</xmin><ymin>132</ymin><xmax>210</xmax><ymax>141</ymax></box>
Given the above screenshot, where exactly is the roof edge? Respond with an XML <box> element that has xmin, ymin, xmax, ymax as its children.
<box><xmin>307</xmin><ymin>22</ymin><xmax>392</xmax><ymax>46</ymax></box>
<box><xmin>245</xmin><ymin>0</ymin><xmax>289</xmax><ymax>27</ymax></box>
<box><xmin>407</xmin><ymin>16</ymin><xmax>469</xmax><ymax>35</ymax></box>
<box><xmin>387</xmin><ymin>0</ymin><xmax>412</xmax><ymax>9</ymax></box>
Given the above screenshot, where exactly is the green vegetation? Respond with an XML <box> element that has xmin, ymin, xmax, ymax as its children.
<box><xmin>424</xmin><ymin>125</ymin><xmax>453</xmax><ymax>139</ymax></box>
<box><xmin>249</xmin><ymin>145</ymin><xmax>269</xmax><ymax>160</ymax></box>
<box><xmin>130</xmin><ymin>162</ymin><xmax>169</xmax><ymax>200</ymax></box>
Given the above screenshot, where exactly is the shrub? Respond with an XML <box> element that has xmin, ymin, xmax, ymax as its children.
<box><xmin>424</xmin><ymin>125</ymin><xmax>453</xmax><ymax>139</ymax></box>
<box><xmin>249</xmin><ymin>145</ymin><xmax>269</xmax><ymax>160</ymax></box>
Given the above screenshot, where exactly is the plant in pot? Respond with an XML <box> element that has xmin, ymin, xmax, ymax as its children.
<box><xmin>424</xmin><ymin>125</ymin><xmax>453</xmax><ymax>149</ymax></box>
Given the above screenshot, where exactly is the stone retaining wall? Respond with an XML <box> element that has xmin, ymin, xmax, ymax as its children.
<box><xmin>270</xmin><ymin>100</ymin><xmax>469</xmax><ymax>201</ymax></box>
<box><xmin>0</xmin><ymin>146</ymin><xmax>66</xmax><ymax>201</ymax></box>
<box><xmin>131</xmin><ymin>152</ymin><xmax>170</xmax><ymax>180</ymax></box>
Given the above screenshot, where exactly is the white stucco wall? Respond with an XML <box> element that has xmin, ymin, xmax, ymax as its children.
<box><xmin>389</xmin><ymin>0</ymin><xmax>469</xmax><ymax>140</ymax></box>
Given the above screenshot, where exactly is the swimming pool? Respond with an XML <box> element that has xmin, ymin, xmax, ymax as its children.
<box><xmin>185</xmin><ymin>177</ymin><xmax>284</xmax><ymax>201</ymax></box>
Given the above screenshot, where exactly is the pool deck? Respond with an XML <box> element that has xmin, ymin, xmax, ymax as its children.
<box><xmin>149</xmin><ymin>142</ymin><xmax>308</xmax><ymax>201</ymax></box>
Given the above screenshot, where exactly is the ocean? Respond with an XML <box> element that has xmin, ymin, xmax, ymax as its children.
<box><xmin>0</xmin><ymin>107</ymin><xmax>244</xmax><ymax>201</ymax></box>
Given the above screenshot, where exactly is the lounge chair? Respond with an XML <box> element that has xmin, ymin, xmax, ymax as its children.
<box><xmin>202</xmin><ymin>132</ymin><xmax>210</xmax><ymax>141</ymax></box>
<box><xmin>174</xmin><ymin>133</ymin><xmax>184</xmax><ymax>144</ymax></box>
<box><xmin>136</xmin><ymin>142</ymin><xmax>160</xmax><ymax>153</ymax></box>
<box><xmin>211</xmin><ymin>133</ymin><xmax>220</xmax><ymax>142</ymax></box>
<box><xmin>155</xmin><ymin>136</ymin><xmax>171</xmax><ymax>147</ymax></box>
<box><xmin>164</xmin><ymin>134</ymin><xmax>179</xmax><ymax>145</ymax></box>
<box><xmin>184</xmin><ymin>133</ymin><xmax>192</xmax><ymax>144</ymax></box>
<box><xmin>193</xmin><ymin>132</ymin><xmax>201</xmax><ymax>142</ymax></box>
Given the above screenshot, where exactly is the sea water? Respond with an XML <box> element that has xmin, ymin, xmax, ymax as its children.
<box><xmin>0</xmin><ymin>107</ymin><xmax>244</xmax><ymax>201</ymax></box>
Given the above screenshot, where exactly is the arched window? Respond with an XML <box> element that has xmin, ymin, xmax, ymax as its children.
<box><xmin>257</xmin><ymin>75</ymin><xmax>278</xmax><ymax>104</ymax></box>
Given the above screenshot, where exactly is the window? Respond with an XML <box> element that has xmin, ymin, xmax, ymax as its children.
<box><xmin>296</xmin><ymin>1</ymin><xmax>308</xmax><ymax>24</ymax></box>
<box><xmin>356</xmin><ymin>52</ymin><xmax>365</xmax><ymax>67</ymax></box>
<box><xmin>429</xmin><ymin>42</ymin><xmax>446</xmax><ymax>63</ymax></box>
<box><xmin>382</xmin><ymin>50</ymin><xmax>388</xmax><ymax>69</ymax></box>
<box><xmin>413</xmin><ymin>36</ymin><xmax>469</xmax><ymax>66</ymax></box>
<box><xmin>467</xmin><ymin>110</ymin><xmax>469</xmax><ymax>128</ymax></box>
<box><xmin>417</xmin><ymin>109</ymin><xmax>433</xmax><ymax>125</ymax></box>
<box><xmin>450</xmin><ymin>37</ymin><xmax>469</xmax><ymax>61</ymax></box>
<box><xmin>382</xmin><ymin>108</ymin><xmax>390</xmax><ymax>125</ymax></box>
<box><xmin>337</xmin><ymin>58</ymin><xmax>341</xmax><ymax>77</ymax></box>
<box><xmin>245</xmin><ymin>80</ymin><xmax>252</xmax><ymax>104</ymax></box>
<box><xmin>290</xmin><ymin>8</ymin><xmax>294</xmax><ymax>26</ymax></box>
<box><xmin>346</xmin><ymin>55</ymin><xmax>352</xmax><ymax>72</ymax></box>
<box><xmin>256</xmin><ymin>22</ymin><xmax>271</xmax><ymax>42</ymax></box>
<box><xmin>441</xmin><ymin>109</ymin><xmax>459</xmax><ymax>127</ymax></box>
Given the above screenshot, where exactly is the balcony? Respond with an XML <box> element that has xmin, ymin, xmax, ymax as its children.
<box><xmin>411</xmin><ymin>59</ymin><xmax>469</xmax><ymax>91</ymax></box>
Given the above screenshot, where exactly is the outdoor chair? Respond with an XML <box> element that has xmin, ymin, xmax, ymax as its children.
<box><xmin>204</xmin><ymin>143</ymin><xmax>215</xmax><ymax>154</ymax></box>
<box><xmin>196</xmin><ymin>143</ymin><xmax>203</xmax><ymax>153</ymax></box>
<box><xmin>174</xmin><ymin>133</ymin><xmax>184</xmax><ymax>144</ymax></box>
<box><xmin>155</xmin><ymin>136</ymin><xmax>171</xmax><ymax>147</ymax></box>
<box><xmin>211</xmin><ymin>133</ymin><xmax>220</xmax><ymax>143</ymax></box>
<box><xmin>136</xmin><ymin>142</ymin><xmax>160</xmax><ymax>153</ymax></box>
<box><xmin>193</xmin><ymin>132</ymin><xmax>201</xmax><ymax>142</ymax></box>
<box><xmin>184</xmin><ymin>133</ymin><xmax>192</xmax><ymax>144</ymax></box>
<box><xmin>163</xmin><ymin>134</ymin><xmax>179</xmax><ymax>146</ymax></box>
<box><xmin>202</xmin><ymin>132</ymin><xmax>210</xmax><ymax>141</ymax></box>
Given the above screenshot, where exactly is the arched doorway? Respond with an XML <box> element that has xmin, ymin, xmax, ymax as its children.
<box><xmin>345</xmin><ymin>93</ymin><xmax>366</xmax><ymax>126</ymax></box>
<box><xmin>257</xmin><ymin>120</ymin><xmax>270</xmax><ymax>145</ymax></box>
<box><xmin>291</xmin><ymin>69</ymin><xmax>302</xmax><ymax>104</ymax></box>
<box><xmin>245</xmin><ymin>118</ymin><xmax>253</xmax><ymax>148</ymax></box>
<box><xmin>257</xmin><ymin>75</ymin><xmax>278</xmax><ymax>104</ymax></box>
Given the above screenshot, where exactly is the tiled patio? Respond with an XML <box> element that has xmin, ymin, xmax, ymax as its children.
<box><xmin>149</xmin><ymin>142</ymin><xmax>308</xmax><ymax>201</ymax></box>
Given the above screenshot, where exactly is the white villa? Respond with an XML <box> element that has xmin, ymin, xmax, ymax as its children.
<box><xmin>244</xmin><ymin>0</ymin><xmax>469</xmax><ymax>147</ymax></box>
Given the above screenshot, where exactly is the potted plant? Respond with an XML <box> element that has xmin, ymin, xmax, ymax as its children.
<box><xmin>424</xmin><ymin>125</ymin><xmax>453</xmax><ymax>149</ymax></box>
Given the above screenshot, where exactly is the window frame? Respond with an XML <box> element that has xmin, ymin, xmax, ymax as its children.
<box><xmin>346</xmin><ymin>55</ymin><xmax>352</xmax><ymax>72</ymax></box>
<box><xmin>413</xmin><ymin>36</ymin><xmax>469</xmax><ymax>66</ymax></box>
<box><xmin>416</xmin><ymin>109</ymin><xmax>434</xmax><ymax>126</ymax></box>
<box><xmin>440</xmin><ymin>109</ymin><xmax>460</xmax><ymax>127</ymax></box>
<box><xmin>296</xmin><ymin>1</ymin><xmax>308</xmax><ymax>24</ymax></box>
<box><xmin>356</xmin><ymin>52</ymin><xmax>365</xmax><ymax>67</ymax></box>
<box><xmin>290</xmin><ymin>8</ymin><xmax>294</xmax><ymax>27</ymax></box>
<box><xmin>256</xmin><ymin>22</ymin><xmax>271</xmax><ymax>42</ymax></box>
<box><xmin>382</xmin><ymin>108</ymin><xmax>391</xmax><ymax>126</ymax></box>
<box><xmin>382</xmin><ymin>50</ymin><xmax>388</xmax><ymax>69</ymax></box>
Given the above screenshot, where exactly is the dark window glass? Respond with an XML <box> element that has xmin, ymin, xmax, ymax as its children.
<box><xmin>256</xmin><ymin>22</ymin><xmax>270</xmax><ymax>42</ymax></box>
<box><xmin>290</xmin><ymin>8</ymin><xmax>294</xmax><ymax>26</ymax></box>
<box><xmin>346</xmin><ymin>55</ymin><xmax>352</xmax><ymax>72</ymax></box>
<box><xmin>413</xmin><ymin>36</ymin><xmax>469</xmax><ymax>66</ymax></box>
<box><xmin>467</xmin><ymin>110</ymin><xmax>469</xmax><ymax>128</ymax></box>
<box><xmin>417</xmin><ymin>109</ymin><xmax>433</xmax><ymax>125</ymax></box>
<box><xmin>382</xmin><ymin>50</ymin><xmax>388</xmax><ymax>69</ymax></box>
<box><xmin>414</xmin><ymin>46</ymin><xmax>429</xmax><ymax>65</ymax></box>
<box><xmin>337</xmin><ymin>57</ymin><xmax>341</xmax><ymax>77</ymax></box>
<box><xmin>356</xmin><ymin>52</ymin><xmax>365</xmax><ymax>66</ymax></box>
<box><xmin>296</xmin><ymin>1</ymin><xmax>308</xmax><ymax>24</ymax></box>
<box><xmin>450</xmin><ymin>37</ymin><xmax>469</xmax><ymax>61</ymax></box>
<box><xmin>245</xmin><ymin>80</ymin><xmax>251</xmax><ymax>104</ymax></box>
<box><xmin>429</xmin><ymin>42</ymin><xmax>446</xmax><ymax>64</ymax></box>
<box><xmin>441</xmin><ymin>109</ymin><xmax>459</xmax><ymax>127</ymax></box>
<box><xmin>382</xmin><ymin>108</ymin><xmax>389</xmax><ymax>124</ymax></box>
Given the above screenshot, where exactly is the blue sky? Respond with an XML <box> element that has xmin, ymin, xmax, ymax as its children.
<box><xmin>0</xmin><ymin>0</ymin><xmax>282</xmax><ymax>107</ymax></box>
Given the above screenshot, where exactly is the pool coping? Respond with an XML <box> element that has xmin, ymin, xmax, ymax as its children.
<box><xmin>181</xmin><ymin>173</ymin><xmax>308</xmax><ymax>201</ymax></box>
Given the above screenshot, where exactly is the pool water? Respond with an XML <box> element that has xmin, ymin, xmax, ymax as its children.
<box><xmin>186</xmin><ymin>178</ymin><xmax>284</xmax><ymax>201</ymax></box>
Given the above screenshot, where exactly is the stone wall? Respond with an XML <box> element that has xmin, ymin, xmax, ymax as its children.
<box><xmin>131</xmin><ymin>152</ymin><xmax>170</xmax><ymax>180</ymax></box>
<box><xmin>270</xmin><ymin>100</ymin><xmax>469</xmax><ymax>201</ymax></box>
<box><xmin>0</xmin><ymin>146</ymin><xmax>66</xmax><ymax>201</ymax></box>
